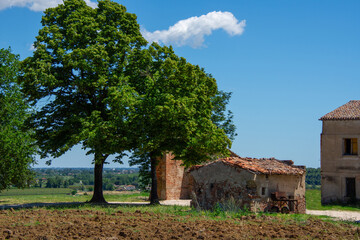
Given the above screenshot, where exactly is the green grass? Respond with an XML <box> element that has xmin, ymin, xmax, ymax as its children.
<box><xmin>0</xmin><ymin>188</ymin><xmax>72</xmax><ymax>196</ymax></box>
<box><xmin>306</xmin><ymin>189</ymin><xmax>322</xmax><ymax>210</ymax></box>
<box><xmin>0</xmin><ymin>194</ymin><xmax>90</xmax><ymax>205</ymax></box>
<box><xmin>3</xmin><ymin>188</ymin><xmax>360</xmax><ymax>213</ymax></box>
<box><xmin>0</xmin><ymin>188</ymin><xmax>352</xmax><ymax>228</ymax></box>
<box><xmin>102</xmin><ymin>192</ymin><xmax>149</xmax><ymax>202</ymax></box>
<box><xmin>39</xmin><ymin>203</ymin><xmax>232</xmax><ymax>221</ymax></box>
<box><xmin>0</xmin><ymin>188</ymin><xmax>149</xmax><ymax>205</ymax></box>
<box><xmin>306</xmin><ymin>189</ymin><xmax>360</xmax><ymax>211</ymax></box>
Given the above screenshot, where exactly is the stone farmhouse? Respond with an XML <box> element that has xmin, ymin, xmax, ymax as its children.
<box><xmin>189</xmin><ymin>157</ymin><xmax>306</xmax><ymax>213</ymax></box>
<box><xmin>320</xmin><ymin>100</ymin><xmax>360</xmax><ymax>204</ymax></box>
<box><xmin>156</xmin><ymin>153</ymin><xmax>306</xmax><ymax>213</ymax></box>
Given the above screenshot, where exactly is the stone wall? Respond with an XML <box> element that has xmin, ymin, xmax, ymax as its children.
<box><xmin>296</xmin><ymin>197</ymin><xmax>306</xmax><ymax>214</ymax></box>
<box><xmin>190</xmin><ymin>162</ymin><xmax>254</xmax><ymax>209</ymax></box>
<box><xmin>190</xmin><ymin>162</ymin><xmax>306</xmax><ymax>213</ymax></box>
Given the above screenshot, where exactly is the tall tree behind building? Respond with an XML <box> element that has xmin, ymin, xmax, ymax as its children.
<box><xmin>128</xmin><ymin>43</ymin><xmax>233</xmax><ymax>204</ymax></box>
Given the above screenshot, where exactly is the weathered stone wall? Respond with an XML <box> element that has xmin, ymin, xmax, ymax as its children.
<box><xmin>190</xmin><ymin>162</ymin><xmax>306</xmax><ymax>213</ymax></box>
<box><xmin>254</xmin><ymin>174</ymin><xmax>306</xmax><ymax>213</ymax></box>
<box><xmin>156</xmin><ymin>153</ymin><xmax>191</xmax><ymax>200</ymax></box>
<box><xmin>321</xmin><ymin>120</ymin><xmax>360</xmax><ymax>203</ymax></box>
<box><xmin>191</xmin><ymin>163</ymin><xmax>251</xmax><ymax>210</ymax></box>
<box><xmin>296</xmin><ymin>197</ymin><xmax>306</xmax><ymax>214</ymax></box>
<box><xmin>190</xmin><ymin>162</ymin><xmax>256</xmax><ymax>210</ymax></box>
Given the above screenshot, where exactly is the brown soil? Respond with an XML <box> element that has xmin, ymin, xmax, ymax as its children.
<box><xmin>0</xmin><ymin>208</ymin><xmax>359</xmax><ymax>239</ymax></box>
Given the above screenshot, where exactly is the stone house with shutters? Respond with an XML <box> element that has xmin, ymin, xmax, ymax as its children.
<box><xmin>320</xmin><ymin>100</ymin><xmax>360</xmax><ymax>204</ymax></box>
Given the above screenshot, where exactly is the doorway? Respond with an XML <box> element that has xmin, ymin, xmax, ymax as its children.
<box><xmin>346</xmin><ymin>177</ymin><xmax>356</xmax><ymax>199</ymax></box>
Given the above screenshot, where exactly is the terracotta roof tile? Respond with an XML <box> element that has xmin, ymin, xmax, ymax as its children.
<box><xmin>191</xmin><ymin>157</ymin><xmax>305</xmax><ymax>175</ymax></box>
<box><xmin>320</xmin><ymin>100</ymin><xmax>360</xmax><ymax>120</ymax></box>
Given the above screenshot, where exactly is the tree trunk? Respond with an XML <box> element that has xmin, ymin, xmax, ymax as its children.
<box><xmin>149</xmin><ymin>151</ymin><xmax>160</xmax><ymax>205</ymax></box>
<box><xmin>89</xmin><ymin>154</ymin><xmax>107</xmax><ymax>203</ymax></box>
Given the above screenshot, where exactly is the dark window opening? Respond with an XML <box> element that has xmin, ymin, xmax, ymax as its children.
<box><xmin>346</xmin><ymin>177</ymin><xmax>356</xmax><ymax>198</ymax></box>
<box><xmin>261</xmin><ymin>187</ymin><xmax>266</xmax><ymax>196</ymax></box>
<box><xmin>344</xmin><ymin>138</ymin><xmax>358</xmax><ymax>155</ymax></box>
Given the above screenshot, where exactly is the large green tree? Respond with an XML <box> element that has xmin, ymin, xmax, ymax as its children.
<box><xmin>0</xmin><ymin>48</ymin><xmax>36</xmax><ymax>191</ymax></box>
<box><xmin>130</xmin><ymin>89</ymin><xmax>237</xmax><ymax>195</ymax></box>
<box><xmin>128</xmin><ymin>44</ymin><xmax>232</xmax><ymax>204</ymax></box>
<box><xmin>20</xmin><ymin>0</ymin><xmax>147</xmax><ymax>203</ymax></box>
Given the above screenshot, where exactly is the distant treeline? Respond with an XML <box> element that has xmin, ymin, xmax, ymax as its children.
<box><xmin>305</xmin><ymin>167</ymin><xmax>320</xmax><ymax>189</ymax></box>
<box><xmin>32</xmin><ymin>168</ymin><xmax>139</xmax><ymax>191</ymax></box>
<box><xmin>31</xmin><ymin>167</ymin><xmax>321</xmax><ymax>191</ymax></box>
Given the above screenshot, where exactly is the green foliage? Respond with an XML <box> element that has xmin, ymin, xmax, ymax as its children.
<box><xmin>20</xmin><ymin>0</ymin><xmax>147</xmax><ymax>202</ymax></box>
<box><xmin>0</xmin><ymin>48</ymin><xmax>36</xmax><ymax>192</ymax></box>
<box><xmin>305</xmin><ymin>167</ymin><xmax>321</xmax><ymax>189</ymax></box>
<box><xmin>20</xmin><ymin>0</ymin><xmax>234</xmax><ymax>203</ymax></box>
<box><xmin>104</xmin><ymin>183</ymin><xmax>115</xmax><ymax>191</ymax></box>
<box><xmin>127</xmin><ymin>44</ymin><xmax>234</xmax><ymax>202</ymax></box>
<box><xmin>45</xmin><ymin>176</ymin><xmax>64</xmax><ymax>188</ymax></box>
<box><xmin>21</xmin><ymin>0</ymin><xmax>146</xmax><ymax>159</ymax></box>
<box><xmin>126</xmin><ymin>43</ymin><xmax>235</xmax><ymax>201</ymax></box>
<box><xmin>211</xmin><ymin>90</ymin><xmax>237</xmax><ymax>141</ymax></box>
<box><xmin>129</xmin><ymin>88</ymin><xmax>236</xmax><ymax>192</ymax></box>
<box><xmin>103</xmin><ymin>172</ymin><xmax>138</xmax><ymax>186</ymax></box>
<box><xmin>129</xmin><ymin>150</ymin><xmax>151</xmax><ymax>191</ymax></box>
<box><xmin>32</xmin><ymin>168</ymin><xmax>139</xmax><ymax>191</ymax></box>
<box><xmin>211</xmin><ymin>203</ymin><xmax>226</xmax><ymax>218</ymax></box>
<box><xmin>128</xmin><ymin>43</ymin><xmax>232</xmax><ymax>165</ymax></box>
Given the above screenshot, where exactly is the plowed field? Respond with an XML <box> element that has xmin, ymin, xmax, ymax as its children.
<box><xmin>0</xmin><ymin>208</ymin><xmax>359</xmax><ymax>239</ymax></box>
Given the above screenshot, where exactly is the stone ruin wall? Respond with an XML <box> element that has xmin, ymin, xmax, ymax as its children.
<box><xmin>190</xmin><ymin>162</ymin><xmax>306</xmax><ymax>214</ymax></box>
<box><xmin>190</xmin><ymin>162</ymin><xmax>257</xmax><ymax>210</ymax></box>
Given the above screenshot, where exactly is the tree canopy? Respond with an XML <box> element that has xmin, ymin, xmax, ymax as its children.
<box><xmin>130</xmin><ymin>88</ymin><xmax>236</xmax><ymax>196</ymax></box>
<box><xmin>20</xmin><ymin>0</ymin><xmax>235</xmax><ymax>203</ymax></box>
<box><xmin>0</xmin><ymin>48</ymin><xmax>36</xmax><ymax>191</ymax></box>
<box><xmin>211</xmin><ymin>90</ymin><xmax>237</xmax><ymax>141</ymax></box>
<box><xmin>128</xmin><ymin>44</ymin><xmax>233</xmax><ymax>203</ymax></box>
<box><xmin>20</xmin><ymin>0</ymin><xmax>147</xmax><ymax>202</ymax></box>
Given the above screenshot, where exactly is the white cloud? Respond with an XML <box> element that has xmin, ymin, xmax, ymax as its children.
<box><xmin>84</xmin><ymin>0</ymin><xmax>97</xmax><ymax>9</ymax></box>
<box><xmin>0</xmin><ymin>0</ymin><xmax>97</xmax><ymax>12</ymax></box>
<box><xmin>142</xmin><ymin>11</ymin><xmax>246</xmax><ymax>48</ymax></box>
<box><xmin>29</xmin><ymin>43</ymin><xmax>36</xmax><ymax>51</ymax></box>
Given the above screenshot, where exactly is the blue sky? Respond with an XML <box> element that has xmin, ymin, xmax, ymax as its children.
<box><xmin>1</xmin><ymin>0</ymin><xmax>359</xmax><ymax>168</ymax></box>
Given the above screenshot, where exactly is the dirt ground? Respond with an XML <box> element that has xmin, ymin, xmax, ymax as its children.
<box><xmin>0</xmin><ymin>208</ymin><xmax>359</xmax><ymax>239</ymax></box>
